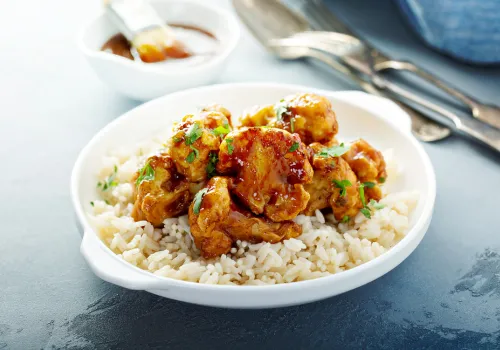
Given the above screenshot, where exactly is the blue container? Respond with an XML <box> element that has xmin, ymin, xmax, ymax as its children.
<box><xmin>395</xmin><ymin>0</ymin><xmax>500</xmax><ymax>65</ymax></box>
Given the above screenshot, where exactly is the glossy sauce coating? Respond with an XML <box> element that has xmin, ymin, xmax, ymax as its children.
<box><xmin>216</xmin><ymin>127</ymin><xmax>313</xmax><ymax>222</ymax></box>
<box><xmin>240</xmin><ymin>93</ymin><xmax>338</xmax><ymax>145</ymax></box>
<box><xmin>100</xmin><ymin>24</ymin><xmax>215</xmax><ymax>63</ymax></box>
<box><xmin>131</xmin><ymin>153</ymin><xmax>192</xmax><ymax>226</ymax></box>
<box><xmin>188</xmin><ymin>177</ymin><xmax>301</xmax><ymax>258</ymax></box>
<box><xmin>169</xmin><ymin>110</ymin><xmax>231</xmax><ymax>182</ymax></box>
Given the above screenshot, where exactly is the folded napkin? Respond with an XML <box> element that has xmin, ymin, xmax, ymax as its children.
<box><xmin>396</xmin><ymin>0</ymin><xmax>500</xmax><ymax>64</ymax></box>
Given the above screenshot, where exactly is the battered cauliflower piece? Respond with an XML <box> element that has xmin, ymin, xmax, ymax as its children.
<box><xmin>239</xmin><ymin>105</ymin><xmax>275</xmax><ymax>127</ymax></box>
<box><xmin>216</xmin><ymin>127</ymin><xmax>313</xmax><ymax>222</ymax></box>
<box><xmin>342</xmin><ymin>139</ymin><xmax>387</xmax><ymax>201</ymax></box>
<box><xmin>201</xmin><ymin>104</ymin><xmax>232</xmax><ymax>126</ymax></box>
<box><xmin>303</xmin><ymin>142</ymin><xmax>363</xmax><ymax>221</ymax></box>
<box><xmin>239</xmin><ymin>93</ymin><xmax>338</xmax><ymax>145</ymax></box>
<box><xmin>189</xmin><ymin>177</ymin><xmax>301</xmax><ymax>258</ymax></box>
<box><xmin>169</xmin><ymin>110</ymin><xmax>231</xmax><ymax>182</ymax></box>
<box><xmin>131</xmin><ymin>153</ymin><xmax>193</xmax><ymax>227</ymax></box>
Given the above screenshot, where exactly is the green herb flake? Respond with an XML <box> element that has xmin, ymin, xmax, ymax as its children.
<box><xmin>359</xmin><ymin>183</ymin><xmax>367</xmax><ymax>207</ymax></box>
<box><xmin>105</xmin><ymin>199</ymin><xmax>110</xmax><ymax>205</ymax></box>
<box><xmin>212</xmin><ymin>125</ymin><xmax>231</xmax><ymax>137</ymax></box>
<box><xmin>341</xmin><ymin>215</ymin><xmax>349</xmax><ymax>223</ymax></box>
<box><xmin>184</xmin><ymin>123</ymin><xmax>203</xmax><ymax>145</ymax></box>
<box><xmin>135</xmin><ymin>160</ymin><xmax>155</xmax><ymax>187</ymax></box>
<box><xmin>274</xmin><ymin>100</ymin><xmax>290</xmax><ymax>121</ymax></box>
<box><xmin>369</xmin><ymin>199</ymin><xmax>385</xmax><ymax>210</ymax></box>
<box><xmin>290</xmin><ymin>117</ymin><xmax>295</xmax><ymax>133</ymax></box>
<box><xmin>206</xmin><ymin>152</ymin><xmax>218</xmax><ymax>178</ymax></box>
<box><xmin>288</xmin><ymin>142</ymin><xmax>300</xmax><ymax>153</ymax></box>
<box><xmin>172</xmin><ymin>136</ymin><xmax>182</xmax><ymax>143</ymax></box>
<box><xmin>333</xmin><ymin>179</ymin><xmax>352</xmax><ymax>197</ymax></box>
<box><xmin>226</xmin><ymin>138</ymin><xmax>234</xmax><ymax>155</ymax></box>
<box><xmin>379</xmin><ymin>177</ymin><xmax>386</xmax><ymax>183</ymax></box>
<box><xmin>101</xmin><ymin>165</ymin><xmax>119</xmax><ymax>191</ymax></box>
<box><xmin>90</xmin><ymin>201</ymin><xmax>94</xmax><ymax>207</ymax></box>
<box><xmin>193</xmin><ymin>188</ymin><xmax>209</xmax><ymax>214</ymax></box>
<box><xmin>186</xmin><ymin>146</ymin><xmax>199</xmax><ymax>163</ymax></box>
<box><xmin>318</xmin><ymin>143</ymin><xmax>350</xmax><ymax>158</ymax></box>
<box><xmin>363</xmin><ymin>181</ymin><xmax>376</xmax><ymax>189</ymax></box>
<box><xmin>360</xmin><ymin>208</ymin><xmax>371</xmax><ymax>219</ymax></box>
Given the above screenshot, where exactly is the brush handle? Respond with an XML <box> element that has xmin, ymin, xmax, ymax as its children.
<box><xmin>105</xmin><ymin>0</ymin><xmax>166</xmax><ymax>41</ymax></box>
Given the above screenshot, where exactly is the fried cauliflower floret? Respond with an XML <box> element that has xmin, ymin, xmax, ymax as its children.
<box><xmin>342</xmin><ymin>139</ymin><xmax>387</xmax><ymax>201</ymax></box>
<box><xmin>239</xmin><ymin>105</ymin><xmax>275</xmax><ymax>127</ymax></box>
<box><xmin>131</xmin><ymin>153</ymin><xmax>193</xmax><ymax>227</ymax></box>
<box><xmin>303</xmin><ymin>142</ymin><xmax>363</xmax><ymax>221</ymax></box>
<box><xmin>216</xmin><ymin>127</ymin><xmax>313</xmax><ymax>222</ymax></box>
<box><xmin>169</xmin><ymin>110</ymin><xmax>231</xmax><ymax>182</ymax></box>
<box><xmin>201</xmin><ymin>104</ymin><xmax>232</xmax><ymax>126</ymax></box>
<box><xmin>240</xmin><ymin>93</ymin><xmax>338</xmax><ymax>144</ymax></box>
<box><xmin>189</xmin><ymin>177</ymin><xmax>301</xmax><ymax>258</ymax></box>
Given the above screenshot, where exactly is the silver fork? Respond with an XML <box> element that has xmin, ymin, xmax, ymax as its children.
<box><xmin>291</xmin><ymin>0</ymin><xmax>500</xmax><ymax>130</ymax></box>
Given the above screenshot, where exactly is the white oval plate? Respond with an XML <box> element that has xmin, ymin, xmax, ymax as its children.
<box><xmin>71</xmin><ymin>83</ymin><xmax>436</xmax><ymax>308</ymax></box>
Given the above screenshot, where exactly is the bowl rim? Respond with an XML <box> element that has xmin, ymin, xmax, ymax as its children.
<box><xmin>71</xmin><ymin>82</ymin><xmax>436</xmax><ymax>292</ymax></box>
<box><xmin>77</xmin><ymin>0</ymin><xmax>241</xmax><ymax>76</ymax></box>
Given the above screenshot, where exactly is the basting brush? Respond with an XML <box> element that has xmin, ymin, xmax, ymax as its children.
<box><xmin>104</xmin><ymin>0</ymin><xmax>190</xmax><ymax>63</ymax></box>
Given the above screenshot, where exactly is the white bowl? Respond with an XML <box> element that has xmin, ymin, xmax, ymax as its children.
<box><xmin>71</xmin><ymin>83</ymin><xmax>436</xmax><ymax>309</ymax></box>
<box><xmin>79</xmin><ymin>0</ymin><xmax>240</xmax><ymax>101</ymax></box>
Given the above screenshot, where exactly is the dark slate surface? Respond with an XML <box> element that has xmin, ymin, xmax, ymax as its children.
<box><xmin>1</xmin><ymin>0</ymin><xmax>499</xmax><ymax>349</ymax></box>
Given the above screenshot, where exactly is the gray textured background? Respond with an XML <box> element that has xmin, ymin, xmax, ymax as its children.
<box><xmin>1</xmin><ymin>0</ymin><xmax>500</xmax><ymax>349</ymax></box>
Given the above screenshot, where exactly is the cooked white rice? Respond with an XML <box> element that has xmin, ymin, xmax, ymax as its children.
<box><xmin>89</xmin><ymin>136</ymin><xmax>419</xmax><ymax>285</ymax></box>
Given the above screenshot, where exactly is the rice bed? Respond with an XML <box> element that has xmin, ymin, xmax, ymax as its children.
<box><xmin>89</xmin><ymin>137</ymin><xmax>419</xmax><ymax>285</ymax></box>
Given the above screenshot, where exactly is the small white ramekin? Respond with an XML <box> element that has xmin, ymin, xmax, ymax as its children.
<box><xmin>79</xmin><ymin>0</ymin><xmax>240</xmax><ymax>101</ymax></box>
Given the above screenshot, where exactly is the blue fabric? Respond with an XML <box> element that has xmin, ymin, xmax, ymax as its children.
<box><xmin>395</xmin><ymin>0</ymin><xmax>500</xmax><ymax>64</ymax></box>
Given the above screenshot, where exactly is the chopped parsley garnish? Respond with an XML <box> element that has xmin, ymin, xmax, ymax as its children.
<box><xmin>105</xmin><ymin>199</ymin><xmax>110</xmax><ymax>205</ymax></box>
<box><xmin>206</xmin><ymin>152</ymin><xmax>218</xmax><ymax>178</ymax></box>
<box><xmin>172</xmin><ymin>136</ymin><xmax>182</xmax><ymax>143</ymax></box>
<box><xmin>369</xmin><ymin>199</ymin><xmax>385</xmax><ymax>210</ymax></box>
<box><xmin>185</xmin><ymin>123</ymin><xmax>203</xmax><ymax>145</ymax></box>
<box><xmin>379</xmin><ymin>177</ymin><xmax>386</xmax><ymax>183</ymax></box>
<box><xmin>341</xmin><ymin>215</ymin><xmax>349</xmax><ymax>223</ymax></box>
<box><xmin>193</xmin><ymin>188</ymin><xmax>209</xmax><ymax>214</ymax></box>
<box><xmin>288</xmin><ymin>142</ymin><xmax>300</xmax><ymax>153</ymax></box>
<box><xmin>101</xmin><ymin>165</ymin><xmax>118</xmax><ymax>191</ymax></box>
<box><xmin>135</xmin><ymin>160</ymin><xmax>155</xmax><ymax>187</ymax></box>
<box><xmin>290</xmin><ymin>117</ymin><xmax>295</xmax><ymax>133</ymax></box>
<box><xmin>360</xmin><ymin>208</ymin><xmax>371</xmax><ymax>219</ymax></box>
<box><xmin>226</xmin><ymin>138</ymin><xmax>234</xmax><ymax>155</ymax></box>
<box><xmin>359</xmin><ymin>183</ymin><xmax>367</xmax><ymax>207</ymax></box>
<box><xmin>333</xmin><ymin>179</ymin><xmax>352</xmax><ymax>197</ymax></box>
<box><xmin>186</xmin><ymin>146</ymin><xmax>199</xmax><ymax>163</ymax></box>
<box><xmin>212</xmin><ymin>124</ymin><xmax>231</xmax><ymax>137</ymax></box>
<box><xmin>274</xmin><ymin>99</ymin><xmax>290</xmax><ymax>121</ymax></box>
<box><xmin>90</xmin><ymin>201</ymin><xmax>94</xmax><ymax>207</ymax></box>
<box><xmin>318</xmin><ymin>143</ymin><xmax>350</xmax><ymax>158</ymax></box>
<box><xmin>358</xmin><ymin>183</ymin><xmax>379</xmax><ymax>218</ymax></box>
